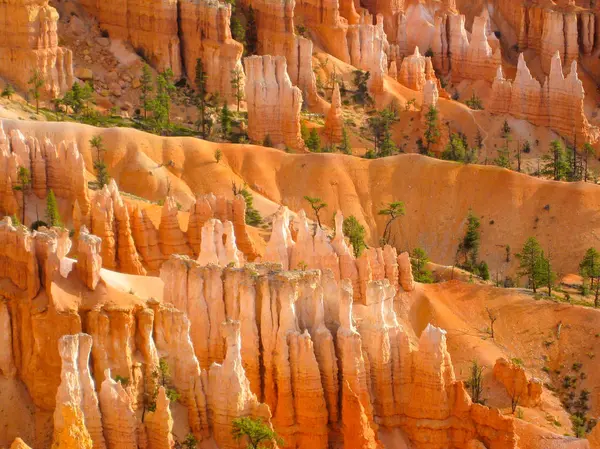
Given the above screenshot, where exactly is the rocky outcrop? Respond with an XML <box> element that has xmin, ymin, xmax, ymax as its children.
<box><xmin>197</xmin><ymin>219</ymin><xmax>244</xmax><ymax>267</ymax></box>
<box><xmin>493</xmin><ymin>358</ymin><xmax>542</xmax><ymax>408</ymax></box>
<box><xmin>207</xmin><ymin>320</ymin><xmax>272</xmax><ymax>449</ymax></box>
<box><xmin>98</xmin><ymin>370</ymin><xmax>139</xmax><ymax>449</ymax></box>
<box><xmin>398</xmin><ymin>47</ymin><xmax>436</xmax><ymax>91</ymax></box>
<box><xmin>347</xmin><ymin>13</ymin><xmax>388</xmax><ymax>94</ymax></box>
<box><xmin>244</xmin><ymin>55</ymin><xmax>304</xmax><ymax>150</ymax></box>
<box><xmin>249</xmin><ymin>0</ymin><xmax>327</xmax><ymax>111</ymax></box>
<box><xmin>324</xmin><ymin>83</ymin><xmax>344</xmax><ymax>144</ymax></box>
<box><xmin>489</xmin><ymin>53</ymin><xmax>599</xmax><ymax>144</ymax></box>
<box><xmin>158</xmin><ymin>197</ymin><xmax>193</xmax><ymax>258</ymax></box>
<box><xmin>179</xmin><ymin>0</ymin><xmax>245</xmax><ymax>100</ymax></box>
<box><xmin>53</xmin><ymin>334</ymin><xmax>106</xmax><ymax>449</ymax></box>
<box><xmin>144</xmin><ymin>387</ymin><xmax>175</xmax><ymax>449</ymax></box>
<box><xmin>450</xmin><ymin>14</ymin><xmax>501</xmax><ymax>82</ymax></box>
<box><xmin>78</xmin><ymin>0</ymin><xmax>182</xmax><ymax>78</ymax></box>
<box><xmin>491</xmin><ymin>0</ymin><xmax>586</xmax><ymax>74</ymax></box>
<box><xmin>0</xmin><ymin>0</ymin><xmax>73</xmax><ymax>97</ymax></box>
<box><xmin>88</xmin><ymin>181</ymin><xmax>146</xmax><ymax>275</ymax></box>
<box><xmin>0</xmin><ymin>124</ymin><xmax>90</xmax><ymax>219</ymax></box>
<box><xmin>187</xmin><ymin>193</ymin><xmax>259</xmax><ymax>261</ymax></box>
<box><xmin>76</xmin><ymin>227</ymin><xmax>103</xmax><ymax>290</ymax></box>
<box><xmin>0</xmin><ymin>217</ymin><xmax>40</xmax><ymax>300</ymax></box>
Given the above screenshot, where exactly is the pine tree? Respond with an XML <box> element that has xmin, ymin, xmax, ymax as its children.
<box><xmin>338</xmin><ymin>127</ymin><xmax>352</xmax><ymax>155</ymax></box>
<box><xmin>351</xmin><ymin>70</ymin><xmax>371</xmax><ymax>105</ymax></box>
<box><xmin>151</xmin><ymin>68</ymin><xmax>175</xmax><ymax>132</ymax></box>
<box><xmin>306</xmin><ymin>128</ymin><xmax>321</xmax><ymax>152</ymax></box>
<box><xmin>13</xmin><ymin>166</ymin><xmax>31</xmax><ymax>225</ymax></box>
<box><xmin>45</xmin><ymin>189</ymin><xmax>61</xmax><ymax>227</ymax></box>
<box><xmin>1</xmin><ymin>84</ymin><xmax>15</xmax><ymax>100</ymax></box>
<box><xmin>230</xmin><ymin>16</ymin><xmax>246</xmax><ymax>45</ymax></box>
<box><xmin>411</xmin><ymin>247</ymin><xmax>433</xmax><ymax>283</ymax></box>
<box><xmin>458</xmin><ymin>210</ymin><xmax>481</xmax><ymax>271</ymax></box>
<box><xmin>541</xmin><ymin>140</ymin><xmax>569</xmax><ymax>180</ymax></box>
<box><xmin>423</xmin><ymin>106</ymin><xmax>440</xmax><ymax>153</ymax></box>
<box><xmin>516</xmin><ymin>237</ymin><xmax>545</xmax><ymax>293</ymax></box>
<box><xmin>220</xmin><ymin>103</ymin><xmax>232</xmax><ymax>139</ymax></box>
<box><xmin>378</xmin><ymin>201</ymin><xmax>405</xmax><ymax>245</ymax></box>
<box><xmin>304</xmin><ymin>196</ymin><xmax>327</xmax><ymax>229</ymax></box>
<box><xmin>28</xmin><ymin>70</ymin><xmax>44</xmax><ymax>113</ymax></box>
<box><xmin>91</xmin><ymin>135</ymin><xmax>110</xmax><ymax>188</ymax></box>
<box><xmin>442</xmin><ymin>133</ymin><xmax>476</xmax><ymax>163</ymax></box>
<box><xmin>580</xmin><ymin>248</ymin><xmax>600</xmax><ymax>307</ymax></box>
<box><xmin>232</xmin><ymin>417</ymin><xmax>284</xmax><ymax>449</ymax></box>
<box><xmin>140</xmin><ymin>64</ymin><xmax>154</xmax><ymax>119</ymax></box>
<box><xmin>583</xmin><ymin>143</ymin><xmax>594</xmax><ymax>182</ymax></box>
<box><xmin>230</xmin><ymin>67</ymin><xmax>244</xmax><ymax>112</ymax></box>
<box><xmin>246</xmin><ymin>5</ymin><xmax>258</xmax><ymax>56</ymax></box>
<box><xmin>262</xmin><ymin>134</ymin><xmax>273</xmax><ymax>147</ymax></box>
<box><xmin>195</xmin><ymin>59</ymin><xmax>209</xmax><ymax>138</ymax></box>
<box><xmin>342</xmin><ymin>215</ymin><xmax>367</xmax><ymax>258</ymax></box>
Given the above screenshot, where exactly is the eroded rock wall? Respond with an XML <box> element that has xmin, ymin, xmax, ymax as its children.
<box><xmin>489</xmin><ymin>52</ymin><xmax>599</xmax><ymax>144</ymax></box>
<box><xmin>0</xmin><ymin>0</ymin><xmax>73</xmax><ymax>97</ymax></box>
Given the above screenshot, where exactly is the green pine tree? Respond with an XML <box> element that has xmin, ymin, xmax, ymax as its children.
<box><xmin>423</xmin><ymin>106</ymin><xmax>440</xmax><ymax>154</ymax></box>
<box><xmin>140</xmin><ymin>64</ymin><xmax>154</xmax><ymax>119</ymax></box>
<box><xmin>1</xmin><ymin>84</ymin><xmax>15</xmax><ymax>100</ymax></box>
<box><xmin>516</xmin><ymin>237</ymin><xmax>545</xmax><ymax>293</ymax></box>
<box><xmin>411</xmin><ymin>247</ymin><xmax>433</xmax><ymax>283</ymax></box>
<box><xmin>338</xmin><ymin>127</ymin><xmax>352</xmax><ymax>155</ymax></box>
<box><xmin>220</xmin><ymin>103</ymin><xmax>233</xmax><ymax>139</ymax></box>
<box><xmin>458</xmin><ymin>210</ymin><xmax>481</xmax><ymax>271</ymax></box>
<box><xmin>28</xmin><ymin>70</ymin><xmax>44</xmax><ymax>113</ymax></box>
<box><xmin>13</xmin><ymin>166</ymin><xmax>31</xmax><ymax>225</ymax></box>
<box><xmin>580</xmin><ymin>247</ymin><xmax>600</xmax><ymax>306</ymax></box>
<box><xmin>342</xmin><ymin>215</ymin><xmax>367</xmax><ymax>258</ymax></box>
<box><xmin>232</xmin><ymin>417</ymin><xmax>284</xmax><ymax>449</ymax></box>
<box><xmin>306</xmin><ymin>128</ymin><xmax>321</xmax><ymax>152</ymax></box>
<box><xmin>45</xmin><ymin>189</ymin><xmax>61</xmax><ymax>227</ymax></box>
<box><xmin>541</xmin><ymin>140</ymin><xmax>569</xmax><ymax>181</ymax></box>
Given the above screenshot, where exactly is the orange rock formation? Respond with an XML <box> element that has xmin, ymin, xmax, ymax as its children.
<box><xmin>489</xmin><ymin>53</ymin><xmax>600</xmax><ymax>144</ymax></box>
<box><xmin>0</xmin><ymin>0</ymin><xmax>73</xmax><ymax>97</ymax></box>
<box><xmin>244</xmin><ymin>55</ymin><xmax>304</xmax><ymax>150</ymax></box>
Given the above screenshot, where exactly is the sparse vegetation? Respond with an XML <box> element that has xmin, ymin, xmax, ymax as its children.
<box><xmin>304</xmin><ymin>196</ymin><xmax>327</xmax><ymax>229</ymax></box>
<box><xmin>342</xmin><ymin>215</ymin><xmax>367</xmax><ymax>258</ymax></box>
<box><xmin>465</xmin><ymin>360</ymin><xmax>485</xmax><ymax>405</ymax></box>
<box><xmin>45</xmin><ymin>189</ymin><xmax>61</xmax><ymax>227</ymax></box>
<box><xmin>232</xmin><ymin>417</ymin><xmax>284</xmax><ymax>449</ymax></box>
<box><xmin>411</xmin><ymin>247</ymin><xmax>433</xmax><ymax>283</ymax></box>
<box><xmin>378</xmin><ymin>201</ymin><xmax>405</xmax><ymax>246</ymax></box>
<box><xmin>233</xmin><ymin>182</ymin><xmax>262</xmax><ymax>226</ymax></box>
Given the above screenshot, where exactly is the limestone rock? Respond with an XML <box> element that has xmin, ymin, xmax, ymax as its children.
<box><xmin>78</xmin><ymin>0</ymin><xmax>182</xmax><ymax>77</ymax></box>
<box><xmin>244</xmin><ymin>55</ymin><xmax>304</xmax><ymax>150</ymax></box>
<box><xmin>54</xmin><ymin>334</ymin><xmax>106</xmax><ymax>449</ymax></box>
<box><xmin>99</xmin><ymin>370</ymin><xmax>139</xmax><ymax>449</ymax></box>
<box><xmin>207</xmin><ymin>320</ymin><xmax>272</xmax><ymax>449</ymax></box>
<box><xmin>397</xmin><ymin>251</ymin><xmax>415</xmax><ymax>291</ymax></box>
<box><xmin>493</xmin><ymin>358</ymin><xmax>542</xmax><ymax>407</ymax></box>
<box><xmin>76</xmin><ymin>227</ymin><xmax>102</xmax><ymax>290</ymax></box>
<box><xmin>158</xmin><ymin>197</ymin><xmax>193</xmax><ymax>258</ymax></box>
<box><xmin>0</xmin><ymin>300</ymin><xmax>16</xmax><ymax>377</ymax></box>
<box><xmin>324</xmin><ymin>83</ymin><xmax>343</xmax><ymax>144</ymax></box>
<box><xmin>144</xmin><ymin>387</ymin><xmax>175</xmax><ymax>449</ymax></box>
<box><xmin>0</xmin><ymin>0</ymin><xmax>73</xmax><ymax>97</ymax></box>
<box><xmin>0</xmin><ymin>217</ymin><xmax>40</xmax><ymax>300</ymax></box>
<box><xmin>489</xmin><ymin>53</ymin><xmax>599</xmax><ymax>144</ymax></box>
<box><xmin>130</xmin><ymin>207</ymin><xmax>163</xmax><ymax>271</ymax></box>
<box><xmin>197</xmin><ymin>219</ymin><xmax>243</xmax><ymax>267</ymax></box>
<box><xmin>9</xmin><ymin>438</ymin><xmax>33</xmax><ymax>449</ymax></box>
<box><xmin>398</xmin><ymin>47</ymin><xmax>430</xmax><ymax>91</ymax></box>
<box><xmin>179</xmin><ymin>0</ymin><xmax>244</xmax><ymax>101</ymax></box>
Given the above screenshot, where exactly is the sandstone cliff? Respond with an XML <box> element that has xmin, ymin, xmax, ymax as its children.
<box><xmin>493</xmin><ymin>358</ymin><xmax>542</xmax><ymax>408</ymax></box>
<box><xmin>244</xmin><ymin>55</ymin><xmax>304</xmax><ymax>150</ymax></box>
<box><xmin>0</xmin><ymin>216</ymin><xmax>585</xmax><ymax>449</ymax></box>
<box><xmin>179</xmin><ymin>0</ymin><xmax>245</xmax><ymax>101</ymax></box>
<box><xmin>0</xmin><ymin>0</ymin><xmax>73</xmax><ymax>97</ymax></box>
<box><xmin>489</xmin><ymin>53</ymin><xmax>599</xmax><ymax>144</ymax></box>
<box><xmin>78</xmin><ymin>0</ymin><xmax>182</xmax><ymax>78</ymax></box>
